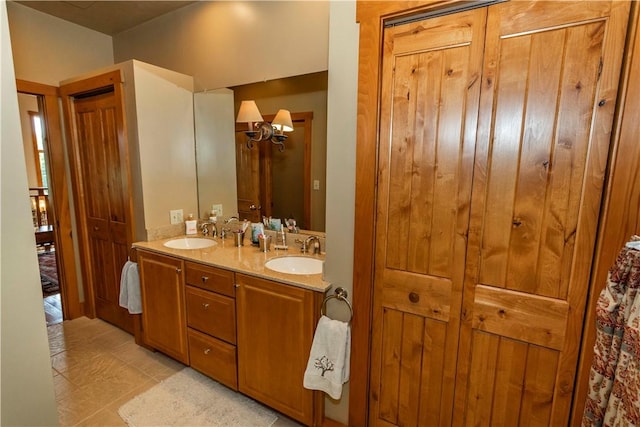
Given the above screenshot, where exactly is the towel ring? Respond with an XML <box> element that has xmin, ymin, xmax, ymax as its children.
<box><xmin>321</xmin><ymin>287</ymin><xmax>353</xmax><ymax>324</ymax></box>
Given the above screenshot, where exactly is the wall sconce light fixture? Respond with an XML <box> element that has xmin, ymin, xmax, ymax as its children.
<box><xmin>236</xmin><ymin>100</ymin><xmax>293</xmax><ymax>152</ymax></box>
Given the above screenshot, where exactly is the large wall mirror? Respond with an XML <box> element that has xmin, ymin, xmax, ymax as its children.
<box><xmin>196</xmin><ymin>71</ymin><xmax>327</xmax><ymax>232</ymax></box>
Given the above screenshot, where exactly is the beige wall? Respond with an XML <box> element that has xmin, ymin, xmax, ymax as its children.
<box><xmin>1</xmin><ymin>3</ymin><xmax>58</xmax><ymax>425</ymax></box>
<box><xmin>7</xmin><ymin>1</ymin><xmax>113</xmax><ymax>85</ymax></box>
<box><xmin>323</xmin><ymin>1</ymin><xmax>359</xmax><ymax>423</ymax></box>
<box><xmin>113</xmin><ymin>1</ymin><xmax>329</xmax><ymax>91</ymax></box>
<box><xmin>132</xmin><ymin>61</ymin><xmax>198</xmax><ymax>234</ymax></box>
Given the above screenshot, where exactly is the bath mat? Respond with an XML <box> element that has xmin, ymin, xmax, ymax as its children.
<box><xmin>118</xmin><ymin>368</ymin><xmax>278</xmax><ymax>427</ymax></box>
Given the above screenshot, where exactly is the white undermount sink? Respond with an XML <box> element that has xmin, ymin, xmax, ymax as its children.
<box><xmin>163</xmin><ymin>237</ymin><xmax>217</xmax><ymax>250</ymax></box>
<box><xmin>264</xmin><ymin>256</ymin><xmax>323</xmax><ymax>275</ymax></box>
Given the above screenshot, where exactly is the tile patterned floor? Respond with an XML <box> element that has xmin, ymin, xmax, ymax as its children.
<box><xmin>44</xmin><ymin>293</ymin><xmax>63</xmax><ymax>326</ymax></box>
<box><xmin>48</xmin><ymin>317</ymin><xmax>302</xmax><ymax>426</ymax></box>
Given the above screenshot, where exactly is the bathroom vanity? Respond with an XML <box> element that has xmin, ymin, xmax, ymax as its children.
<box><xmin>133</xmin><ymin>236</ymin><xmax>329</xmax><ymax>426</ymax></box>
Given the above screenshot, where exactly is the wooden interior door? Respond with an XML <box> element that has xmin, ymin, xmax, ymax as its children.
<box><xmin>61</xmin><ymin>71</ymin><xmax>134</xmax><ymax>334</ymax></box>
<box><xmin>455</xmin><ymin>2</ymin><xmax>629</xmax><ymax>425</ymax></box>
<box><xmin>370</xmin><ymin>9</ymin><xmax>486</xmax><ymax>426</ymax></box>
<box><xmin>235</xmin><ymin>128</ymin><xmax>266</xmax><ymax>223</ymax></box>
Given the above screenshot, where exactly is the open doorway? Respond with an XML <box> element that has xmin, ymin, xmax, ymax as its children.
<box><xmin>17</xmin><ymin>79</ymin><xmax>81</xmax><ymax>325</ymax></box>
<box><xmin>18</xmin><ymin>92</ymin><xmax>62</xmax><ymax>325</ymax></box>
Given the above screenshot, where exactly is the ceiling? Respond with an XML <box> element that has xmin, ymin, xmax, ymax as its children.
<box><xmin>13</xmin><ymin>1</ymin><xmax>197</xmax><ymax>36</ymax></box>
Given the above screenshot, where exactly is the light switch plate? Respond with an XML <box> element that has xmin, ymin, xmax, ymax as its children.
<box><xmin>313</xmin><ymin>180</ymin><xmax>320</xmax><ymax>190</ymax></box>
<box><xmin>170</xmin><ymin>209</ymin><xmax>184</xmax><ymax>224</ymax></box>
<box><xmin>211</xmin><ymin>204</ymin><xmax>223</xmax><ymax>217</ymax></box>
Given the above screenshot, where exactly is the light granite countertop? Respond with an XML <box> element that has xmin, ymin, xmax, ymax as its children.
<box><xmin>133</xmin><ymin>235</ymin><xmax>331</xmax><ymax>293</ymax></box>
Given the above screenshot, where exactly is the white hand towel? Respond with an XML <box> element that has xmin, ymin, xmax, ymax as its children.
<box><xmin>118</xmin><ymin>260</ymin><xmax>142</xmax><ymax>314</ymax></box>
<box><xmin>303</xmin><ymin>315</ymin><xmax>351</xmax><ymax>399</ymax></box>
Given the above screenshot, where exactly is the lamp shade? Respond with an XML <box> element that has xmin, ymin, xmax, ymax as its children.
<box><xmin>272</xmin><ymin>109</ymin><xmax>294</xmax><ymax>132</ymax></box>
<box><xmin>236</xmin><ymin>100</ymin><xmax>264</xmax><ymax>123</ymax></box>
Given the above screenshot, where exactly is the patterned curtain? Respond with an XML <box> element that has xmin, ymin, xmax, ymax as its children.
<box><xmin>583</xmin><ymin>239</ymin><xmax>640</xmax><ymax>426</ymax></box>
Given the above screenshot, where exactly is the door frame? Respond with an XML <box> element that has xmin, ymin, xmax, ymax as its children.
<box><xmin>59</xmin><ymin>70</ymin><xmax>135</xmax><ymax>320</ymax></box>
<box><xmin>16</xmin><ymin>79</ymin><xmax>81</xmax><ymax>320</ymax></box>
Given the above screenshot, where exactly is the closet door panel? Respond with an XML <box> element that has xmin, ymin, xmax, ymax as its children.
<box><xmin>370</xmin><ymin>9</ymin><xmax>486</xmax><ymax>426</ymax></box>
<box><xmin>457</xmin><ymin>2</ymin><xmax>630</xmax><ymax>425</ymax></box>
<box><xmin>478</xmin><ymin>20</ymin><xmax>605</xmax><ymax>297</ymax></box>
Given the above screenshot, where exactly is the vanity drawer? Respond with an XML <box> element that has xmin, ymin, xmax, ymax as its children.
<box><xmin>186</xmin><ymin>285</ymin><xmax>236</xmax><ymax>344</ymax></box>
<box><xmin>185</xmin><ymin>262</ymin><xmax>235</xmax><ymax>297</ymax></box>
<box><xmin>188</xmin><ymin>328</ymin><xmax>237</xmax><ymax>390</ymax></box>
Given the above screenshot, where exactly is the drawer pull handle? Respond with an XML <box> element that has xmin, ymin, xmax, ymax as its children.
<box><xmin>201</xmin><ymin>276</ymin><xmax>209</xmax><ymax>282</ymax></box>
<box><xmin>202</xmin><ymin>303</ymin><xmax>210</xmax><ymax>309</ymax></box>
<box><xmin>204</xmin><ymin>348</ymin><xmax>211</xmax><ymax>355</ymax></box>
<box><xmin>409</xmin><ymin>292</ymin><xmax>420</xmax><ymax>303</ymax></box>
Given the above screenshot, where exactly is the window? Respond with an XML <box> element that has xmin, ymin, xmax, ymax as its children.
<box><xmin>29</xmin><ymin>111</ymin><xmax>48</xmax><ymax>188</ymax></box>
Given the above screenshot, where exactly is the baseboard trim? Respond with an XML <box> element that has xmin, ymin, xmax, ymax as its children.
<box><xmin>323</xmin><ymin>418</ymin><xmax>348</xmax><ymax>427</ymax></box>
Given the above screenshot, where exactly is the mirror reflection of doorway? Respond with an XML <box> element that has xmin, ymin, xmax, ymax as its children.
<box><xmin>17</xmin><ymin>91</ymin><xmax>62</xmax><ymax>326</ymax></box>
<box><xmin>235</xmin><ymin>112</ymin><xmax>313</xmax><ymax>229</ymax></box>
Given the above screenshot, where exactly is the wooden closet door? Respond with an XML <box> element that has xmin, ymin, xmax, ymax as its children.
<box><xmin>370</xmin><ymin>9</ymin><xmax>486</xmax><ymax>426</ymax></box>
<box><xmin>72</xmin><ymin>90</ymin><xmax>133</xmax><ymax>333</ymax></box>
<box><xmin>455</xmin><ymin>2</ymin><xmax>629</xmax><ymax>426</ymax></box>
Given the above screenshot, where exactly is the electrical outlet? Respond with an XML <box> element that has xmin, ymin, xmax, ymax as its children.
<box><xmin>170</xmin><ymin>209</ymin><xmax>184</xmax><ymax>224</ymax></box>
<box><xmin>211</xmin><ymin>204</ymin><xmax>223</xmax><ymax>217</ymax></box>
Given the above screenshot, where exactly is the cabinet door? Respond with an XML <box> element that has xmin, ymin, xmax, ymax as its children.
<box><xmin>236</xmin><ymin>273</ymin><xmax>321</xmax><ymax>426</ymax></box>
<box><xmin>456</xmin><ymin>2</ymin><xmax>629</xmax><ymax>426</ymax></box>
<box><xmin>370</xmin><ymin>9</ymin><xmax>486</xmax><ymax>426</ymax></box>
<box><xmin>138</xmin><ymin>251</ymin><xmax>189</xmax><ymax>364</ymax></box>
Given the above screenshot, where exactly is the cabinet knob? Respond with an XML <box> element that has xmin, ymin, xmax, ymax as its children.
<box><xmin>202</xmin><ymin>303</ymin><xmax>210</xmax><ymax>309</ymax></box>
<box><xmin>409</xmin><ymin>292</ymin><xmax>420</xmax><ymax>303</ymax></box>
<box><xmin>201</xmin><ymin>276</ymin><xmax>209</xmax><ymax>282</ymax></box>
<box><xmin>204</xmin><ymin>348</ymin><xmax>211</xmax><ymax>355</ymax></box>
<box><xmin>176</xmin><ymin>268</ymin><xmax>182</xmax><ymax>274</ymax></box>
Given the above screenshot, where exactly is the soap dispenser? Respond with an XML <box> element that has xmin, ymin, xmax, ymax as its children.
<box><xmin>185</xmin><ymin>213</ymin><xmax>198</xmax><ymax>235</ymax></box>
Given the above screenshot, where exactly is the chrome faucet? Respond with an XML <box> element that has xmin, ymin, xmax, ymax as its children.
<box><xmin>300</xmin><ymin>235</ymin><xmax>321</xmax><ymax>254</ymax></box>
<box><xmin>200</xmin><ymin>219</ymin><xmax>217</xmax><ymax>238</ymax></box>
<box><xmin>220</xmin><ymin>216</ymin><xmax>239</xmax><ymax>239</ymax></box>
<box><xmin>201</xmin><ymin>221</ymin><xmax>210</xmax><ymax>237</ymax></box>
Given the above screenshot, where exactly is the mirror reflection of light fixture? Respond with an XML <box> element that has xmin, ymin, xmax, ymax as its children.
<box><xmin>236</xmin><ymin>100</ymin><xmax>293</xmax><ymax>152</ymax></box>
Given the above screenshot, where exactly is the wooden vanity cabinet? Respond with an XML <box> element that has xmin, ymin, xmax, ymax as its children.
<box><xmin>185</xmin><ymin>261</ymin><xmax>238</xmax><ymax>390</ymax></box>
<box><xmin>137</xmin><ymin>250</ymin><xmax>325</xmax><ymax>425</ymax></box>
<box><xmin>137</xmin><ymin>250</ymin><xmax>189</xmax><ymax>364</ymax></box>
<box><xmin>236</xmin><ymin>273</ymin><xmax>324</xmax><ymax>426</ymax></box>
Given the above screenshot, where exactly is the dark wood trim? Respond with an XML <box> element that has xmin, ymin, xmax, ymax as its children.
<box><xmin>16</xmin><ymin>79</ymin><xmax>58</xmax><ymax>96</ymax></box>
<box><xmin>16</xmin><ymin>79</ymin><xmax>82</xmax><ymax>320</ymax></box>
